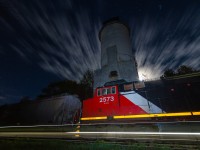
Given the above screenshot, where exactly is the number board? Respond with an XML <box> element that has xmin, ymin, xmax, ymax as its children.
<box><xmin>99</xmin><ymin>96</ymin><xmax>114</xmax><ymax>104</ymax></box>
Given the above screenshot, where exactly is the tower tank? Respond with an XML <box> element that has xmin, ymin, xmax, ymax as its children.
<box><xmin>94</xmin><ymin>17</ymin><xmax>139</xmax><ymax>89</ymax></box>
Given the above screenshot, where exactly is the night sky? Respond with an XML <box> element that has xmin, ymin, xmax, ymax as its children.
<box><xmin>0</xmin><ymin>0</ymin><xmax>200</xmax><ymax>105</ymax></box>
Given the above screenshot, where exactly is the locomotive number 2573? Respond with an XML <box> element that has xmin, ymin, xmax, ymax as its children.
<box><xmin>99</xmin><ymin>96</ymin><xmax>114</xmax><ymax>103</ymax></box>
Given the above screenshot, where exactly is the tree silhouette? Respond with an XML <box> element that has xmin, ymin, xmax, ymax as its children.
<box><xmin>177</xmin><ymin>65</ymin><xmax>196</xmax><ymax>75</ymax></box>
<box><xmin>163</xmin><ymin>69</ymin><xmax>175</xmax><ymax>77</ymax></box>
<box><xmin>161</xmin><ymin>65</ymin><xmax>199</xmax><ymax>78</ymax></box>
<box><xmin>80</xmin><ymin>70</ymin><xmax>93</xmax><ymax>87</ymax></box>
<box><xmin>80</xmin><ymin>70</ymin><xmax>94</xmax><ymax>99</ymax></box>
<box><xmin>36</xmin><ymin>70</ymin><xmax>94</xmax><ymax>101</ymax></box>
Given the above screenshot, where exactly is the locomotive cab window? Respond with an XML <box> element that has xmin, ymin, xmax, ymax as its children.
<box><xmin>102</xmin><ymin>88</ymin><xmax>107</xmax><ymax>95</ymax></box>
<box><xmin>124</xmin><ymin>83</ymin><xmax>133</xmax><ymax>91</ymax></box>
<box><xmin>111</xmin><ymin>87</ymin><xmax>116</xmax><ymax>94</ymax></box>
<box><xmin>107</xmin><ymin>88</ymin><xmax>111</xmax><ymax>94</ymax></box>
<box><xmin>97</xmin><ymin>89</ymin><xmax>101</xmax><ymax>96</ymax></box>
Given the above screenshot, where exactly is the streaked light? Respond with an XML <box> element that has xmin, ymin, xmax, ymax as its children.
<box><xmin>114</xmin><ymin>112</ymin><xmax>195</xmax><ymax>119</ymax></box>
<box><xmin>114</xmin><ymin>114</ymin><xmax>154</xmax><ymax>119</ymax></box>
<box><xmin>0</xmin><ymin>123</ymin><xmax>85</xmax><ymax>129</ymax></box>
<box><xmin>163</xmin><ymin>112</ymin><xmax>192</xmax><ymax>117</ymax></box>
<box><xmin>81</xmin><ymin>111</ymin><xmax>200</xmax><ymax>121</ymax></box>
<box><xmin>192</xmin><ymin>112</ymin><xmax>200</xmax><ymax>115</ymax></box>
<box><xmin>74</xmin><ymin>129</ymin><xmax>80</xmax><ymax>137</ymax></box>
<box><xmin>81</xmin><ymin>116</ymin><xmax>107</xmax><ymax>120</ymax></box>
<box><xmin>66</xmin><ymin>131</ymin><xmax>200</xmax><ymax>136</ymax></box>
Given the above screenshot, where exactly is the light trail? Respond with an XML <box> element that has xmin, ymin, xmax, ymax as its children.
<box><xmin>81</xmin><ymin>111</ymin><xmax>200</xmax><ymax>121</ymax></box>
<box><xmin>1</xmin><ymin>120</ymin><xmax>200</xmax><ymax>128</ymax></box>
<box><xmin>0</xmin><ymin>124</ymin><xmax>74</xmax><ymax>129</ymax></box>
<box><xmin>66</xmin><ymin>131</ymin><xmax>200</xmax><ymax>136</ymax></box>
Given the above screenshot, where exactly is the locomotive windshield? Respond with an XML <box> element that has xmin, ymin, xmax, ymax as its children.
<box><xmin>96</xmin><ymin>86</ymin><xmax>116</xmax><ymax>96</ymax></box>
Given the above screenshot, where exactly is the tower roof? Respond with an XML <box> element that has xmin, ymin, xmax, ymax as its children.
<box><xmin>99</xmin><ymin>17</ymin><xmax>130</xmax><ymax>41</ymax></box>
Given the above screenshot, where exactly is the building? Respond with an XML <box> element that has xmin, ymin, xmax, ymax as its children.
<box><xmin>0</xmin><ymin>94</ymin><xmax>81</xmax><ymax>125</ymax></box>
<box><xmin>94</xmin><ymin>17</ymin><xmax>139</xmax><ymax>89</ymax></box>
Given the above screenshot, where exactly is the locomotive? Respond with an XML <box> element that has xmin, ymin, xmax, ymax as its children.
<box><xmin>81</xmin><ymin>73</ymin><xmax>200</xmax><ymax>123</ymax></box>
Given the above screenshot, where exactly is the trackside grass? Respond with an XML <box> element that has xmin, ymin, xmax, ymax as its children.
<box><xmin>0</xmin><ymin>138</ymin><xmax>172</xmax><ymax>150</ymax></box>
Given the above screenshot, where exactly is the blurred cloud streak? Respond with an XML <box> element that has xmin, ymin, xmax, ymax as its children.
<box><xmin>3</xmin><ymin>0</ymin><xmax>101</xmax><ymax>81</ymax></box>
<box><xmin>132</xmin><ymin>5</ymin><xmax>200</xmax><ymax>80</ymax></box>
<box><xmin>1</xmin><ymin>0</ymin><xmax>200</xmax><ymax>82</ymax></box>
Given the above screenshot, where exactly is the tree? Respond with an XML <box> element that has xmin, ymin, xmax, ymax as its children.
<box><xmin>161</xmin><ymin>65</ymin><xmax>199</xmax><ymax>78</ymax></box>
<box><xmin>37</xmin><ymin>80</ymin><xmax>79</xmax><ymax>99</ymax></box>
<box><xmin>36</xmin><ymin>70</ymin><xmax>94</xmax><ymax>101</ymax></box>
<box><xmin>80</xmin><ymin>70</ymin><xmax>94</xmax><ymax>88</ymax></box>
<box><xmin>177</xmin><ymin>65</ymin><xmax>196</xmax><ymax>75</ymax></box>
<box><xmin>163</xmin><ymin>69</ymin><xmax>175</xmax><ymax>77</ymax></box>
<box><xmin>80</xmin><ymin>70</ymin><xmax>94</xmax><ymax>99</ymax></box>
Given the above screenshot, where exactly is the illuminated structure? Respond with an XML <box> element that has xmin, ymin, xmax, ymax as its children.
<box><xmin>94</xmin><ymin>17</ymin><xmax>139</xmax><ymax>89</ymax></box>
<box><xmin>81</xmin><ymin>18</ymin><xmax>200</xmax><ymax>122</ymax></box>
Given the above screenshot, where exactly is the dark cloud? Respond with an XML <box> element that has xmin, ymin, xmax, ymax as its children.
<box><xmin>1</xmin><ymin>0</ymin><xmax>101</xmax><ymax>81</ymax></box>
